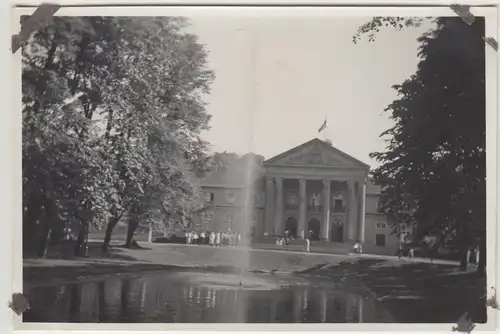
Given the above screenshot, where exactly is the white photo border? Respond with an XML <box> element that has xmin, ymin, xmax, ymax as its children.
<box><xmin>4</xmin><ymin>3</ymin><xmax>499</xmax><ymax>334</ymax></box>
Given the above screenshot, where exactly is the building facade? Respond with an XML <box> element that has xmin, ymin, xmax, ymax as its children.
<box><xmin>193</xmin><ymin>138</ymin><xmax>401</xmax><ymax>255</ymax></box>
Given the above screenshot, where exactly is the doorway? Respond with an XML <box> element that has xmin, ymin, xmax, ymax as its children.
<box><xmin>307</xmin><ymin>218</ymin><xmax>321</xmax><ymax>241</ymax></box>
<box><xmin>285</xmin><ymin>217</ymin><xmax>298</xmax><ymax>237</ymax></box>
<box><xmin>330</xmin><ymin>219</ymin><xmax>344</xmax><ymax>242</ymax></box>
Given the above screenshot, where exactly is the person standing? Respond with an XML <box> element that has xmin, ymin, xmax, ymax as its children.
<box><xmin>305</xmin><ymin>230</ymin><xmax>312</xmax><ymax>253</ymax></box>
<box><xmin>209</xmin><ymin>231</ymin><xmax>215</xmax><ymax>246</ymax></box>
<box><xmin>216</xmin><ymin>231</ymin><xmax>221</xmax><ymax>247</ymax></box>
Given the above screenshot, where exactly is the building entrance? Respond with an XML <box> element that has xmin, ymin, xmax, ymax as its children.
<box><xmin>308</xmin><ymin>218</ymin><xmax>321</xmax><ymax>240</ymax></box>
<box><xmin>285</xmin><ymin>217</ymin><xmax>297</xmax><ymax>237</ymax></box>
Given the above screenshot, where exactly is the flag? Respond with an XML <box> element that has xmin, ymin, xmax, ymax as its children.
<box><xmin>318</xmin><ymin>119</ymin><xmax>327</xmax><ymax>133</ymax></box>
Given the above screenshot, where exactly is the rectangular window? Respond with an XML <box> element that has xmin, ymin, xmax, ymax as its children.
<box><xmin>224</xmin><ymin>213</ymin><xmax>234</xmax><ymax>230</ymax></box>
<box><xmin>334</xmin><ymin>199</ymin><xmax>344</xmax><ymax>212</ymax></box>
<box><xmin>375</xmin><ymin>234</ymin><xmax>386</xmax><ymax>247</ymax></box>
<box><xmin>226</xmin><ymin>191</ymin><xmax>236</xmax><ymax>203</ymax></box>
<box><xmin>376</xmin><ymin>222</ymin><xmax>387</xmax><ymax>229</ymax></box>
<box><xmin>286</xmin><ymin>193</ymin><xmax>299</xmax><ymax>208</ymax></box>
<box><xmin>202</xmin><ymin>211</ymin><xmax>213</xmax><ymax>229</ymax></box>
<box><xmin>205</xmin><ymin>192</ymin><xmax>214</xmax><ymax>203</ymax></box>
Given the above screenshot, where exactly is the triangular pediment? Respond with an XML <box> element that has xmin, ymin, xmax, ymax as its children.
<box><xmin>264</xmin><ymin>138</ymin><xmax>369</xmax><ymax>169</ymax></box>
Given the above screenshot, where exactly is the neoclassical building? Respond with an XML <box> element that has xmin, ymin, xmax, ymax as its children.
<box><xmin>193</xmin><ymin>138</ymin><xmax>401</xmax><ymax>255</ymax></box>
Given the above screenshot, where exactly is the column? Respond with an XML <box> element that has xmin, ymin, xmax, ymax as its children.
<box><xmin>322</xmin><ymin>179</ymin><xmax>331</xmax><ymax>241</ymax></box>
<box><xmin>358</xmin><ymin>180</ymin><xmax>366</xmax><ymax>242</ymax></box>
<box><xmin>347</xmin><ymin>180</ymin><xmax>357</xmax><ymax>241</ymax></box>
<box><xmin>298</xmin><ymin>178</ymin><xmax>307</xmax><ymax>239</ymax></box>
<box><xmin>274</xmin><ymin>177</ymin><xmax>284</xmax><ymax>236</ymax></box>
<box><xmin>264</xmin><ymin>176</ymin><xmax>275</xmax><ymax>236</ymax></box>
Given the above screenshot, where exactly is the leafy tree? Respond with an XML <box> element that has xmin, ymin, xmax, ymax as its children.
<box><xmin>22</xmin><ymin>17</ymin><xmax>215</xmax><ymax>256</ymax></box>
<box><xmin>206</xmin><ymin>151</ymin><xmax>240</xmax><ymax>172</ymax></box>
<box><xmin>355</xmin><ymin>17</ymin><xmax>486</xmax><ymax>273</ymax></box>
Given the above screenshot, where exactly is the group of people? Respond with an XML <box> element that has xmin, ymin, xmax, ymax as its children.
<box><xmin>353</xmin><ymin>241</ymin><xmax>363</xmax><ymax>253</ymax></box>
<box><xmin>185</xmin><ymin>230</ymin><xmax>242</xmax><ymax>247</ymax></box>
<box><xmin>275</xmin><ymin>229</ymin><xmax>313</xmax><ymax>252</ymax></box>
<box><xmin>275</xmin><ymin>229</ymin><xmax>295</xmax><ymax>246</ymax></box>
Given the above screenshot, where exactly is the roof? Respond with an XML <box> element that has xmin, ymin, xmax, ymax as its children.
<box><xmin>264</xmin><ymin>138</ymin><xmax>370</xmax><ymax>169</ymax></box>
<box><xmin>201</xmin><ymin>153</ymin><xmax>265</xmax><ymax>188</ymax></box>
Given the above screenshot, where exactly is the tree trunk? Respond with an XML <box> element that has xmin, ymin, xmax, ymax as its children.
<box><xmin>83</xmin><ymin>222</ymin><xmax>90</xmax><ymax>257</ymax></box>
<box><xmin>36</xmin><ymin>200</ymin><xmax>55</xmax><ymax>258</ymax></box>
<box><xmin>102</xmin><ymin>209</ymin><xmax>126</xmax><ymax>252</ymax></box>
<box><xmin>124</xmin><ymin>218</ymin><xmax>139</xmax><ymax>248</ymax></box>
<box><xmin>477</xmin><ymin>236</ymin><xmax>486</xmax><ymax>276</ymax></box>
<box><xmin>456</xmin><ymin>219</ymin><xmax>470</xmax><ymax>271</ymax></box>
<box><xmin>102</xmin><ymin>217</ymin><xmax>119</xmax><ymax>252</ymax></box>
<box><xmin>37</xmin><ymin>225</ymin><xmax>51</xmax><ymax>258</ymax></box>
<box><xmin>74</xmin><ymin>222</ymin><xmax>86</xmax><ymax>256</ymax></box>
<box><xmin>42</xmin><ymin>228</ymin><xmax>53</xmax><ymax>258</ymax></box>
<box><xmin>459</xmin><ymin>247</ymin><xmax>469</xmax><ymax>271</ymax></box>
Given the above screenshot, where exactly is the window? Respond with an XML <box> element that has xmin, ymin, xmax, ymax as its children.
<box><xmin>205</xmin><ymin>192</ymin><xmax>214</xmax><ymax>203</ymax></box>
<box><xmin>334</xmin><ymin>199</ymin><xmax>344</xmax><ymax>212</ymax></box>
<box><xmin>226</xmin><ymin>191</ymin><xmax>236</xmax><ymax>203</ymax></box>
<box><xmin>202</xmin><ymin>211</ymin><xmax>213</xmax><ymax>229</ymax></box>
<box><xmin>224</xmin><ymin>213</ymin><xmax>234</xmax><ymax>230</ymax></box>
<box><xmin>376</xmin><ymin>222</ymin><xmax>387</xmax><ymax>229</ymax></box>
<box><xmin>375</xmin><ymin>234</ymin><xmax>386</xmax><ymax>247</ymax></box>
<box><xmin>286</xmin><ymin>192</ymin><xmax>299</xmax><ymax>206</ymax></box>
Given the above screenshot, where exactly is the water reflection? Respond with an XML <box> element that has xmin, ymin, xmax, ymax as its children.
<box><xmin>23</xmin><ymin>272</ymin><xmax>393</xmax><ymax>323</ymax></box>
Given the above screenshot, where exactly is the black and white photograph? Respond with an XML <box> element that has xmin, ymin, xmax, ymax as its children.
<box><xmin>12</xmin><ymin>5</ymin><xmax>498</xmax><ymax>328</ymax></box>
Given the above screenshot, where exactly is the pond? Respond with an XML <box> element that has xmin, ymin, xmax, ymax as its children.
<box><xmin>23</xmin><ymin>271</ymin><xmax>394</xmax><ymax>323</ymax></box>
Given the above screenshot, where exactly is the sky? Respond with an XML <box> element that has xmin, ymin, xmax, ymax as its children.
<box><xmin>185</xmin><ymin>16</ymin><xmax>434</xmax><ymax>168</ymax></box>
